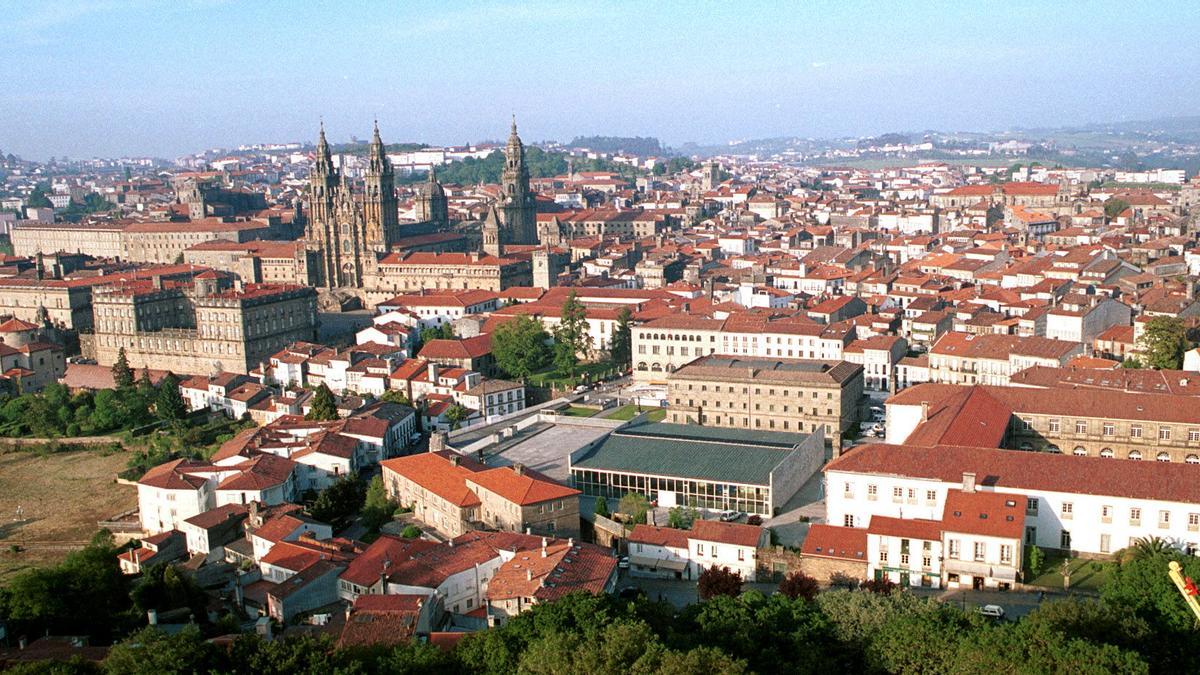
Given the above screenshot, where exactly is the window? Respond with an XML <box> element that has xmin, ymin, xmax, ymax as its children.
<box><xmin>1026</xmin><ymin>498</ymin><xmax>1039</xmax><ymax>515</ymax></box>
<box><xmin>892</xmin><ymin>487</ymin><xmax>903</xmax><ymax>503</ymax></box>
<box><xmin>1159</xmin><ymin>510</ymin><xmax>1171</xmax><ymax>528</ymax></box>
<box><xmin>1130</xmin><ymin>508</ymin><xmax>1141</xmax><ymax>525</ymax></box>
<box><xmin>922</xmin><ymin>556</ymin><xmax>932</xmax><ymax>568</ymax></box>
<box><xmin>1100</xmin><ymin>534</ymin><xmax>1111</xmax><ymax>554</ymax></box>
<box><xmin>1073</xmin><ymin>446</ymin><xmax>1087</xmax><ymax>456</ymax></box>
<box><xmin>1100</xmin><ymin>448</ymin><xmax>1114</xmax><ymax>459</ymax></box>
<box><xmin>1191</xmin><ymin>429</ymin><xmax>1200</xmax><ymax>442</ymax></box>
<box><xmin>1160</xmin><ymin>427</ymin><xmax>1172</xmax><ymax>441</ymax></box>
<box><xmin>973</xmin><ymin>542</ymin><xmax>986</xmax><ymax>561</ymax></box>
<box><xmin>1000</xmin><ymin>545</ymin><xmax>1012</xmax><ymax>564</ymax></box>
<box><xmin>1129</xmin><ymin>450</ymin><xmax>1143</xmax><ymax>461</ymax></box>
<box><xmin>1075</xmin><ymin>420</ymin><xmax>1087</xmax><ymax>434</ymax></box>
<box><xmin>925</xmin><ymin>490</ymin><xmax>937</xmax><ymax>503</ymax></box>
<box><xmin>879</xmin><ymin>550</ymin><xmax>888</xmax><ymax>563</ymax></box>
<box><xmin>1157</xmin><ymin>452</ymin><xmax>1171</xmax><ymax>462</ymax></box>
<box><xmin>843</xmin><ymin>482</ymin><xmax>854</xmax><ymax>498</ymax></box>
<box><xmin>696</xmin><ymin>543</ymin><xmax>705</xmax><ymax>555</ymax></box>
<box><xmin>948</xmin><ymin>539</ymin><xmax>960</xmax><ymax>559</ymax></box>
<box><xmin>1101</xmin><ymin>505</ymin><xmax>1112</xmax><ymax>523</ymax></box>
<box><xmin>1189</xmin><ymin>513</ymin><xmax>1199</xmax><ymax>532</ymax></box>
<box><xmin>1060</xmin><ymin>530</ymin><xmax>1072</xmax><ymax>549</ymax></box>
<box><xmin>1061</xmin><ymin>502</ymin><xmax>1073</xmax><ymax>519</ymax></box>
<box><xmin>1189</xmin><ymin>455</ymin><xmax>1200</xmax><ymax>465</ymax></box>
<box><xmin>867</xmin><ymin>484</ymin><xmax>878</xmax><ymax>500</ymax></box>
<box><xmin>843</xmin><ymin>514</ymin><xmax>855</xmax><ymax>527</ymax></box>
<box><xmin>1103</xmin><ymin>422</ymin><xmax>1115</xmax><ymax>436</ymax></box>
<box><xmin>1021</xmin><ymin>418</ymin><xmax>1032</xmax><ymax>431</ymax></box>
<box><xmin>737</xmin><ymin>549</ymin><xmax>744</xmax><ymax>561</ymax></box>
<box><xmin>1048</xmin><ymin>418</ymin><xmax>1061</xmax><ymax>433</ymax></box>
<box><xmin>1131</xmin><ymin>425</ymin><xmax>1143</xmax><ymax>439</ymax></box>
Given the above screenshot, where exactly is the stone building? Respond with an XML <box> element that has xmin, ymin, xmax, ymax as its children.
<box><xmin>369</xmin><ymin>251</ymin><xmax>531</xmax><ymax>299</ymax></box>
<box><xmin>665</xmin><ymin>355</ymin><xmax>863</xmax><ymax>452</ymax></box>
<box><xmin>91</xmin><ymin>272</ymin><xmax>318</xmax><ymax>376</ymax></box>
<box><xmin>11</xmin><ymin>216</ymin><xmax>279</xmax><ymax>264</ymax></box>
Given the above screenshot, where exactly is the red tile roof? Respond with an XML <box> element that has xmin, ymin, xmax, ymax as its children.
<box><xmin>689</xmin><ymin>520</ymin><xmax>764</xmax><ymax>548</ymax></box>
<box><xmin>800</xmin><ymin>524</ymin><xmax>867</xmax><ymax>561</ymax></box>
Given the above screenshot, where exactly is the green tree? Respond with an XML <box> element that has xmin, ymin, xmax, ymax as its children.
<box><xmin>361</xmin><ymin>475</ymin><xmax>398</xmax><ymax>533</ymax></box>
<box><xmin>111</xmin><ymin>348</ymin><xmax>134</xmax><ymax>389</ymax></box>
<box><xmin>617</xmin><ymin>491</ymin><xmax>650</xmax><ymax>525</ymax></box>
<box><xmin>609</xmin><ymin>306</ymin><xmax>632</xmax><ymax>369</ymax></box>
<box><xmin>380</xmin><ymin>389</ymin><xmax>412</xmax><ymax>407</ymax></box>
<box><xmin>593</xmin><ymin>496</ymin><xmax>611</xmax><ymax>518</ymax></box>
<box><xmin>103</xmin><ymin>625</ymin><xmax>225</xmax><ymax>675</ymax></box>
<box><xmin>419</xmin><ymin>323</ymin><xmax>456</xmax><ymax>345</ymax></box>
<box><xmin>1105</xmin><ymin>198</ymin><xmax>1131</xmax><ymax>220</ymax></box>
<box><xmin>305</xmin><ymin>383</ymin><xmax>339</xmax><ymax>421</ymax></box>
<box><xmin>130</xmin><ymin>563</ymin><xmax>207</xmax><ymax>621</ymax></box>
<box><xmin>155</xmin><ymin>373</ymin><xmax>187</xmax><ymax>423</ymax></box>
<box><xmin>698</xmin><ymin>565</ymin><xmax>743</xmax><ymax>600</ymax></box>
<box><xmin>26</xmin><ymin>185</ymin><xmax>52</xmax><ymax>209</ymax></box>
<box><xmin>491</xmin><ymin>314</ymin><xmax>551</xmax><ymax>380</ymax></box>
<box><xmin>308</xmin><ymin>475</ymin><xmax>366</xmax><ymax>527</ymax></box>
<box><xmin>553</xmin><ymin>292</ymin><xmax>591</xmax><ymax>379</ymax></box>
<box><xmin>1137</xmin><ymin>316</ymin><xmax>1188</xmax><ymax>370</ymax></box>
<box><xmin>667</xmin><ymin>505</ymin><xmax>698</xmax><ymax>529</ymax></box>
<box><xmin>444</xmin><ymin>403</ymin><xmax>471</xmax><ymax>430</ymax></box>
<box><xmin>401</xmin><ymin>524</ymin><xmax>422</xmax><ymax>539</ymax></box>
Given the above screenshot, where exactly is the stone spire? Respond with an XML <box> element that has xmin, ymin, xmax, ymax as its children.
<box><xmin>314</xmin><ymin>120</ymin><xmax>334</xmax><ymax>176</ymax></box>
<box><xmin>368</xmin><ymin>119</ymin><xmax>389</xmax><ymax>175</ymax></box>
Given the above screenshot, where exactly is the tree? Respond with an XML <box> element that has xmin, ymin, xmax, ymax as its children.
<box><xmin>609</xmin><ymin>307</ymin><xmax>632</xmax><ymax>369</ymax></box>
<box><xmin>491</xmin><ymin>314</ymin><xmax>551</xmax><ymax>379</ymax></box>
<box><xmin>593</xmin><ymin>496</ymin><xmax>610</xmax><ymax>518</ymax></box>
<box><xmin>1137</xmin><ymin>316</ymin><xmax>1188</xmax><ymax>370</ymax></box>
<box><xmin>667</xmin><ymin>505</ymin><xmax>698</xmax><ymax>529</ymax></box>
<box><xmin>26</xmin><ymin>185</ymin><xmax>52</xmax><ymax>209</ymax></box>
<box><xmin>419</xmin><ymin>323</ymin><xmax>455</xmax><ymax>345</ymax></box>
<box><xmin>308</xmin><ymin>476</ymin><xmax>365</xmax><ymax>527</ymax></box>
<box><xmin>1104</xmin><ymin>198</ymin><xmax>1130</xmax><ymax>220</ymax></box>
<box><xmin>380</xmin><ymin>389</ymin><xmax>412</xmax><ymax>407</ymax></box>
<box><xmin>778</xmin><ymin>571</ymin><xmax>820</xmax><ymax>601</ymax></box>
<box><xmin>361</xmin><ymin>475</ymin><xmax>398</xmax><ymax>533</ymax></box>
<box><xmin>1118</xmin><ymin>535</ymin><xmax>1177</xmax><ymax>563</ymax></box>
<box><xmin>617</xmin><ymin>492</ymin><xmax>650</xmax><ymax>525</ymax></box>
<box><xmin>698</xmin><ymin>565</ymin><xmax>743</xmax><ymax>599</ymax></box>
<box><xmin>401</xmin><ymin>524</ymin><xmax>422</xmax><ymax>538</ymax></box>
<box><xmin>444</xmin><ymin>403</ymin><xmax>471</xmax><ymax>430</ymax></box>
<box><xmin>552</xmin><ymin>292</ymin><xmax>591</xmax><ymax>379</ymax></box>
<box><xmin>859</xmin><ymin>577</ymin><xmax>898</xmax><ymax>594</ymax></box>
<box><xmin>112</xmin><ymin>347</ymin><xmax>134</xmax><ymax>389</ymax></box>
<box><xmin>1026</xmin><ymin>544</ymin><xmax>1046</xmax><ymax>578</ymax></box>
<box><xmin>155</xmin><ymin>373</ymin><xmax>187</xmax><ymax>423</ymax></box>
<box><xmin>305</xmin><ymin>383</ymin><xmax>339</xmax><ymax>421</ymax></box>
<box><xmin>104</xmin><ymin>625</ymin><xmax>225</xmax><ymax>675</ymax></box>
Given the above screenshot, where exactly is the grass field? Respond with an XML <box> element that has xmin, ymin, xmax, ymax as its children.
<box><xmin>560</xmin><ymin>406</ymin><xmax>599</xmax><ymax>417</ymax></box>
<box><xmin>1025</xmin><ymin>551</ymin><xmax>1114</xmax><ymax>591</ymax></box>
<box><xmin>605</xmin><ymin>405</ymin><xmax>666</xmax><ymax>422</ymax></box>
<box><xmin>0</xmin><ymin>448</ymin><xmax>136</xmax><ymax>583</ymax></box>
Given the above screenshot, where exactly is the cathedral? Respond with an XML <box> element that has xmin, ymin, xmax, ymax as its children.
<box><xmin>304</xmin><ymin>121</ymin><xmax>404</xmax><ymax>289</ymax></box>
<box><xmin>482</xmin><ymin>118</ymin><xmax>538</xmax><ymax>255</ymax></box>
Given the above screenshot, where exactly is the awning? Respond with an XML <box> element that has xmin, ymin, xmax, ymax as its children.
<box><xmin>630</xmin><ymin>555</ymin><xmax>687</xmax><ymax>572</ymax></box>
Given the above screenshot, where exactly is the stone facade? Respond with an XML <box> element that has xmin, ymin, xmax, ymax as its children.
<box><xmin>92</xmin><ymin>275</ymin><xmax>318</xmax><ymax>376</ymax></box>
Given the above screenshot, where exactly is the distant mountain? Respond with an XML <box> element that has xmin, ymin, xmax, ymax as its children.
<box><xmin>566</xmin><ymin>136</ymin><xmax>664</xmax><ymax>156</ymax></box>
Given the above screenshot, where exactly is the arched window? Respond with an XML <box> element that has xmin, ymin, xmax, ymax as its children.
<box><xmin>1100</xmin><ymin>448</ymin><xmax>1114</xmax><ymax>459</ymax></box>
<box><xmin>1128</xmin><ymin>450</ymin><xmax>1143</xmax><ymax>461</ymax></box>
<box><xmin>1018</xmin><ymin>442</ymin><xmax>1033</xmax><ymax>451</ymax></box>
<box><xmin>1187</xmin><ymin>454</ymin><xmax>1199</xmax><ymax>465</ymax></box>
<box><xmin>1046</xmin><ymin>445</ymin><xmax>1061</xmax><ymax>454</ymax></box>
<box><xmin>1073</xmin><ymin>446</ymin><xmax>1087</xmax><ymax>456</ymax></box>
<box><xmin>636</xmin><ymin>362</ymin><xmax>647</xmax><ymax>371</ymax></box>
<box><xmin>1156</xmin><ymin>452</ymin><xmax>1171</xmax><ymax>462</ymax></box>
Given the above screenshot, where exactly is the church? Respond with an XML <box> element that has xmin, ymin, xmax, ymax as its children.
<box><xmin>302</xmin><ymin>118</ymin><xmax>536</xmax><ymax>297</ymax></box>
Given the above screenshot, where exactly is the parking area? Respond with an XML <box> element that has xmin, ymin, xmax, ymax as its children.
<box><xmin>480</xmin><ymin>419</ymin><xmax>616</xmax><ymax>482</ymax></box>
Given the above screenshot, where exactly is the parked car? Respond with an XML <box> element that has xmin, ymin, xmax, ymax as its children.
<box><xmin>617</xmin><ymin>556</ymin><xmax>630</xmax><ymax>570</ymax></box>
<box><xmin>718</xmin><ymin>510</ymin><xmax>744</xmax><ymax>522</ymax></box>
<box><xmin>978</xmin><ymin>604</ymin><xmax>1005</xmax><ymax>619</ymax></box>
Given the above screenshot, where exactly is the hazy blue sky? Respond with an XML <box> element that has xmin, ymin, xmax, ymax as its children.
<box><xmin>1</xmin><ymin>0</ymin><xmax>1198</xmax><ymax>159</ymax></box>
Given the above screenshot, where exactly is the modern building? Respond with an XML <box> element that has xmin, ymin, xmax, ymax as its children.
<box><xmin>569</xmin><ymin>421</ymin><xmax>825</xmax><ymax>516</ymax></box>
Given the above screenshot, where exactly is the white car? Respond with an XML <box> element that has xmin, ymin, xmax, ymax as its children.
<box><xmin>978</xmin><ymin>604</ymin><xmax>1005</xmax><ymax>619</ymax></box>
<box><xmin>718</xmin><ymin>510</ymin><xmax>743</xmax><ymax>522</ymax></box>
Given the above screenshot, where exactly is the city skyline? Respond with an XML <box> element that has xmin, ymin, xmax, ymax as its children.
<box><xmin>2</xmin><ymin>0</ymin><xmax>1199</xmax><ymax>159</ymax></box>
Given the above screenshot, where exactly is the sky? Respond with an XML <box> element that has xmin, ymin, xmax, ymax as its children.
<box><xmin>1</xmin><ymin>0</ymin><xmax>1198</xmax><ymax>159</ymax></box>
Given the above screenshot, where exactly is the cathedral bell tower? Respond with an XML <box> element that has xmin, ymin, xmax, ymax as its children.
<box><xmin>306</xmin><ymin>122</ymin><xmax>341</xmax><ymax>288</ymax></box>
<box><xmin>362</xmin><ymin>120</ymin><xmax>398</xmax><ymax>251</ymax></box>
<box><xmin>499</xmin><ymin>116</ymin><xmax>537</xmax><ymax>245</ymax></box>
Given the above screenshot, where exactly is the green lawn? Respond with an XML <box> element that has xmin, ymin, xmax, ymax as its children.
<box><xmin>528</xmin><ymin>361</ymin><xmax>618</xmax><ymax>388</ymax></box>
<box><xmin>1026</xmin><ymin>551</ymin><xmax>1114</xmax><ymax>591</ymax></box>
<box><xmin>560</xmin><ymin>406</ymin><xmax>598</xmax><ymax>418</ymax></box>
<box><xmin>605</xmin><ymin>404</ymin><xmax>666</xmax><ymax>422</ymax></box>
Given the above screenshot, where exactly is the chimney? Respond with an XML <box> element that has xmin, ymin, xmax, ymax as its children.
<box><xmin>448</xmin><ymin>454</ymin><xmax>459</xmax><ymax>467</ymax></box>
<box><xmin>151</xmin><ymin>275</ymin><xmax>162</xmax><ymax>290</ymax></box>
<box><xmin>526</xmin><ymin>569</ymin><xmax>533</xmax><ymax>581</ymax></box>
<box><xmin>920</xmin><ymin>401</ymin><xmax>929</xmax><ymax>422</ymax></box>
<box><xmin>541</xmin><ymin>537</ymin><xmax>547</xmax><ymax>557</ymax></box>
<box><xmin>962</xmin><ymin>472</ymin><xmax>976</xmax><ymax>494</ymax></box>
<box><xmin>427</xmin><ymin>362</ymin><xmax>439</xmax><ymax>382</ymax></box>
<box><xmin>512</xmin><ymin>463</ymin><xmax>525</xmax><ymax>476</ymax></box>
<box><xmin>568</xmin><ymin>537</ymin><xmax>574</xmax><ymax>547</ymax></box>
<box><xmin>345</xmin><ymin>604</ymin><xmax>353</xmax><ymax>621</ymax></box>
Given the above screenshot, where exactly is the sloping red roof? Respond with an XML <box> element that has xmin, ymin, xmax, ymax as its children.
<box><xmin>800</xmin><ymin>524</ymin><xmax>867</xmax><ymax>561</ymax></box>
<box><xmin>689</xmin><ymin>520</ymin><xmax>764</xmax><ymax>548</ymax></box>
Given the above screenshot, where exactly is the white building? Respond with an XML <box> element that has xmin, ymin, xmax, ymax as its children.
<box><xmin>627</xmin><ymin>520</ymin><xmax>768</xmax><ymax>581</ymax></box>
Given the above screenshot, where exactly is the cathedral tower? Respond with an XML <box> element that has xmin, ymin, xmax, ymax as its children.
<box><xmin>415</xmin><ymin>166</ymin><xmax>449</xmax><ymax>227</ymax></box>
<box><xmin>362</xmin><ymin>121</ymin><xmax>399</xmax><ymax>251</ymax></box>
<box><xmin>499</xmin><ymin>117</ymin><xmax>537</xmax><ymax>245</ymax></box>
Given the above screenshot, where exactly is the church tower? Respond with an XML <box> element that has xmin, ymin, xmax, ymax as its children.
<box><xmin>362</xmin><ymin>121</ymin><xmax>398</xmax><ymax>251</ymax></box>
<box><xmin>305</xmin><ymin>122</ymin><xmax>341</xmax><ymax>288</ymax></box>
<box><xmin>499</xmin><ymin>117</ymin><xmax>537</xmax><ymax>245</ymax></box>
<box><xmin>482</xmin><ymin>206</ymin><xmax>502</xmax><ymax>257</ymax></box>
<box><xmin>415</xmin><ymin>166</ymin><xmax>449</xmax><ymax>227</ymax></box>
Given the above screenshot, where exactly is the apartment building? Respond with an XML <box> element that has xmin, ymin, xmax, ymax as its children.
<box><xmin>381</xmin><ymin>451</ymin><xmax>581</xmax><ymax>539</ymax></box>
<box><xmin>927</xmin><ymin>332</ymin><xmax>1082</xmax><ymax>386</ymax></box>
<box><xmin>633</xmin><ymin>314</ymin><xmax>853</xmax><ymax>383</ymax></box>
<box><xmin>826</xmin><ymin>443</ymin><xmax>1200</xmax><ymax>561</ymax></box>
<box><xmin>887</xmin><ymin>382</ymin><xmax>1200</xmax><ymax>464</ymax></box>
<box><xmin>665</xmin><ymin>355</ymin><xmax>863</xmax><ymax>448</ymax></box>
